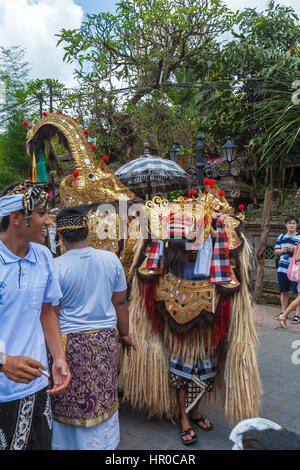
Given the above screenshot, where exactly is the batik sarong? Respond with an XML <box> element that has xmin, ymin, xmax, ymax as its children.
<box><xmin>51</xmin><ymin>329</ymin><xmax>119</xmax><ymax>427</ymax></box>
<box><xmin>0</xmin><ymin>387</ymin><xmax>52</xmax><ymax>450</ymax></box>
<box><xmin>170</xmin><ymin>354</ymin><xmax>217</xmax><ymax>413</ymax></box>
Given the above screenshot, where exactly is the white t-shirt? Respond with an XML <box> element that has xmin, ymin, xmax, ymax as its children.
<box><xmin>54</xmin><ymin>247</ymin><xmax>127</xmax><ymax>334</ymax></box>
<box><xmin>0</xmin><ymin>241</ymin><xmax>62</xmax><ymax>402</ymax></box>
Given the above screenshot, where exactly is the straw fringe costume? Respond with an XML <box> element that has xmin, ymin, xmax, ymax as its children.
<box><xmin>120</xmin><ymin>189</ymin><xmax>262</xmax><ymax>424</ymax></box>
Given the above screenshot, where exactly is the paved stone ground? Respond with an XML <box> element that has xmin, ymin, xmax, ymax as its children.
<box><xmin>117</xmin><ymin>304</ymin><xmax>300</xmax><ymax>450</ymax></box>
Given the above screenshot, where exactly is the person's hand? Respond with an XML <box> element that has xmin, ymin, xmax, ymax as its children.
<box><xmin>119</xmin><ymin>335</ymin><xmax>136</xmax><ymax>357</ymax></box>
<box><xmin>210</xmin><ymin>226</ymin><xmax>217</xmax><ymax>238</ymax></box>
<box><xmin>1</xmin><ymin>355</ymin><xmax>44</xmax><ymax>384</ymax></box>
<box><xmin>47</xmin><ymin>358</ymin><xmax>71</xmax><ymax>395</ymax></box>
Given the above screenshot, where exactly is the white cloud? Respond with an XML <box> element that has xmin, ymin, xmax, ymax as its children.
<box><xmin>224</xmin><ymin>0</ymin><xmax>300</xmax><ymax>16</ymax></box>
<box><xmin>0</xmin><ymin>0</ymin><xmax>83</xmax><ymax>87</ymax></box>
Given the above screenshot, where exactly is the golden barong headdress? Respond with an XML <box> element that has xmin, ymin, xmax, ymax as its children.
<box><xmin>24</xmin><ymin>112</ymin><xmax>135</xmax><ymax>206</ymax></box>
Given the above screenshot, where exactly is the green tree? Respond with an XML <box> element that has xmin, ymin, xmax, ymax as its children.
<box><xmin>56</xmin><ymin>0</ymin><xmax>236</xmax><ymax>161</ymax></box>
<box><xmin>0</xmin><ymin>46</ymin><xmax>33</xmax><ymax>189</ymax></box>
<box><xmin>171</xmin><ymin>1</ymin><xmax>300</xmax><ymax>196</ymax></box>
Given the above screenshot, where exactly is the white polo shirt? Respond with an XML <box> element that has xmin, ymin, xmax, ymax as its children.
<box><xmin>54</xmin><ymin>247</ymin><xmax>127</xmax><ymax>334</ymax></box>
<box><xmin>0</xmin><ymin>241</ymin><xmax>62</xmax><ymax>402</ymax></box>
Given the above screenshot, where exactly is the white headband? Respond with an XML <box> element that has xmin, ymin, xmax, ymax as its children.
<box><xmin>0</xmin><ymin>194</ymin><xmax>24</xmax><ymax>217</ymax></box>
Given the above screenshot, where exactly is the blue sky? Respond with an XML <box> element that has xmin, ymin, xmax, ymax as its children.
<box><xmin>73</xmin><ymin>0</ymin><xmax>117</xmax><ymax>16</ymax></box>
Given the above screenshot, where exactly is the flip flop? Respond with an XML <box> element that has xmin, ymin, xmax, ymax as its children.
<box><xmin>179</xmin><ymin>427</ymin><xmax>197</xmax><ymax>445</ymax></box>
<box><xmin>191</xmin><ymin>415</ymin><xmax>213</xmax><ymax>431</ymax></box>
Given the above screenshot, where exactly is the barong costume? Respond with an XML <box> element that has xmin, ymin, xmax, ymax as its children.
<box><xmin>0</xmin><ymin>182</ymin><xmax>62</xmax><ymax>450</ymax></box>
<box><xmin>120</xmin><ymin>187</ymin><xmax>262</xmax><ymax>424</ymax></box>
<box><xmin>51</xmin><ymin>211</ymin><xmax>127</xmax><ymax>450</ymax></box>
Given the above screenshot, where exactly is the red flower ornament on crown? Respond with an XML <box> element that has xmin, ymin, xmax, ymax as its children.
<box><xmin>58</xmin><ymin>110</ymin><xmax>62</xmax><ymax>114</ymax></box>
<box><xmin>73</xmin><ymin>118</ymin><xmax>77</xmax><ymax>122</ymax></box>
<box><xmin>73</xmin><ymin>170</ymin><xmax>79</xmax><ymax>179</ymax></box>
<box><xmin>42</xmin><ymin>112</ymin><xmax>47</xmax><ymax>116</ymax></box>
<box><xmin>203</xmin><ymin>178</ymin><xmax>210</xmax><ymax>186</ymax></box>
<box><xmin>219</xmin><ymin>190</ymin><xmax>225</xmax><ymax>197</ymax></box>
<box><xmin>238</xmin><ymin>204</ymin><xmax>245</xmax><ymax>211</ymax></box>
<box><xmin>22</xmin><ymin>121</ymin><xmax>28</xmax><ymax>126</ymax></box>
<box><xmin>91</xmin><ymin>145</ymin><xmax>97</xmax><ymax>150</ymax></box>
<box><xmin>189</xmin><ymin>189</ymin><xmax>196</xmax><ymax>196</ymax></box>
<box><xmin>102</xmin><ymin>155</ymin><xmax>108</xmax><ymax>162</ymax></box>
<box><xmin>83</xmin><ymin>130</ymin><xmax>89</xmax><ymax>135</ymax></box>
<box><xmin>204</xmin><ymin>189</ymin><xmax>209</xmax><ymax>194</ymax></box>
<box><xmin>209</xmin><ymin>179</ymin><xmax>215</xmax><ymax>186</ymax></box>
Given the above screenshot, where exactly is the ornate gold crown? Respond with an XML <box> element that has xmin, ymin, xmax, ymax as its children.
<box><xmin>26</xmin><ymin>112</ymin><xmax>135</xmax><ymax>205</ymax></box>
<box><xmin>146</xmin><ymin>182</ymin><xmax>243</xmax><ymax>242</ymax></box>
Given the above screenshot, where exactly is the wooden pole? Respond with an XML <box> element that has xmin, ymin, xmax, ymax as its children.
<box><xmin>253</xmin><ymin>186</ymin><xmax>277</xmax><ymax>303</ymax></box>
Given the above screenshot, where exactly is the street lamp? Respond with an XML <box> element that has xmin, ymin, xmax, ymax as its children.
<box><xmin>221</xmin><ymin>136</ymin><xmax>238</xmax><ymax>173</ymax></box>
<box><xmin>168</xmin><ymin>141</ymin><xmax>180</xmax><ymax>162</ymax></box>
<box><xmin>195</xmin><ymin>133</ymin><xmax>205</xmax><ymax>189</ymax></box>
<box><xmin>185</xmin><ymin>134</ymin><xmax>238</xmax><ymax>187</ymax></box>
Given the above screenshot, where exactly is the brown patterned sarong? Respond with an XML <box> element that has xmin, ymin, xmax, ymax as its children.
<box><xmin>51</xmin><ymin>329</ymin><xmax>119</xmax><ymax>428</ymax></box>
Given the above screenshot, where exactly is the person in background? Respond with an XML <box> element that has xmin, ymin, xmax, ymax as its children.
<box><xmin>274</xmin><ymin>216</ymin><xmax>300</xmax><ymax>324</ymax></box>
<box><xmin>0</xmin><ymin>181</ymin><xmax>71</xmax><ymax>450</ymax></box>
<box><xmin>51</xmin><ymin>207</ymin><xmax>135</xmax><ymax>450</ymax></box>
<box><xmin>278</xmin><ymin>241</ymin><xmax>300</xmax><ymax>328</ymax></box>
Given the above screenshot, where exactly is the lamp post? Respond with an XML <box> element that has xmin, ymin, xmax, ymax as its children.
<box><xmin>168</xmin><ymin>141</ymin><xmax>180</xmax><ymax>162</ymax></box>
<box><xmin>185</xmin><ymin>134</ymin><xmax>238</xmax><ymax>186</ymax></box>
<box><xmin>195</xmin><ymin>133</ymin><xmax>205</xmax><ymax>190</ymax></box>
<box><xmin>221</xmin><ymin>136</ymin><xmax>238</xmax><ymax>173</ymax></box>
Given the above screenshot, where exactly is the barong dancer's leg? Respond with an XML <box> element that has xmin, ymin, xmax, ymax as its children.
<box><xmin>178</xmin><ymin>387</ymin><xmax>196</xmax><ymax>443</ymax></box>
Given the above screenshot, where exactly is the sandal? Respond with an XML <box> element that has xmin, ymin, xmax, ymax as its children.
<box><xmin>275</xmin><ymin>312</ymin><xmax>283</xmax><ymax>320</ymax></box>
<box><xmin>277</xmin><ymin>315</ymin><xmax>288</xmax><ymax>329</ymax></box>
<box><xmin>179</xmin><ymin>427</ymin><xmax>197</xmax><ymax>445</ymax></box>
<box><xmin>291</xmin><ymin>315</ymin><xmax>300</xmax><ymax>324</ymax></box>
<box><xmin>191</xmin><ymin>415</ymin><xmax>213</xmax><ymax>431</ymax></box>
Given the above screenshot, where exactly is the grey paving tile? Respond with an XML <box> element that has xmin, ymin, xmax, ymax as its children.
<box><xmin>117</xmin><ymin>325</ymin><xmax>300</xmax><ymax>450</ymax></box>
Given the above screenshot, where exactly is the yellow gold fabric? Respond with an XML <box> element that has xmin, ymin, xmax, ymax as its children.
<box><xmin>53</xmin><ymin>403</ymin><xmax>119</xmax><ymax>428</ymax></box>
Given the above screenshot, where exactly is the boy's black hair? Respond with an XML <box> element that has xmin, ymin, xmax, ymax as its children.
<box><xmin>56</xmin><ymin>206</ymin><xmax>88</xmax><ymax>243</ymax></box>
<box><xmin>285</xmin><ymin>215</ymin><xmax>298</xmax><ymax>224</ymax></box>
<box><xmin>241</xmin><ymin>427</ymin><xmax>300</xmax><ymax>450</ymax></box>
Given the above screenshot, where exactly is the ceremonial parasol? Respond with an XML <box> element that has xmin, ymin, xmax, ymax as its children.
<box><xmin>115</xmin><ymin>143</ymin><xmax>188</xmax><ymax>199</ymax></box>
